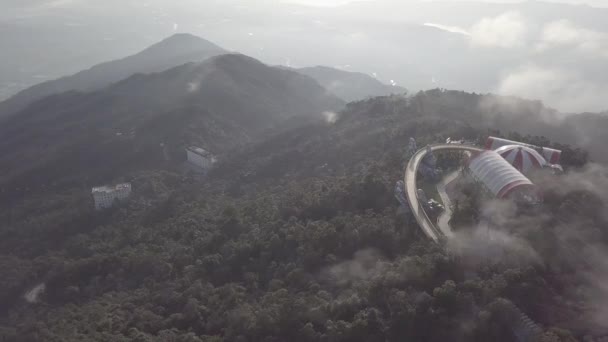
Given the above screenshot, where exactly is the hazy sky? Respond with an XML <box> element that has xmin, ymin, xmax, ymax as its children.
<box><xmin>285</xmin><ymin>0</ymin><xmax>608</xmax><ymax>6</ymax></box>
<box><xmin>2</xmin><ymin>0</ymin><xmax>608</xmax><ymax>112</ymax></box>
<box><xmin>3</xmin><ymin>0</ymin><xmax>608</xmax><ymax>10</ymax></box>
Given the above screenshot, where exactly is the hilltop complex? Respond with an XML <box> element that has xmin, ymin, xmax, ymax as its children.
<box><xmin>411</xmin><ymin>135</ymin><xmax>565</xmax><ymax>239</ymax></box>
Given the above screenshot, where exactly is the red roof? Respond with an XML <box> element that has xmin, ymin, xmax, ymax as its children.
<box><xmin>495</xmin><ymin>145</ymin><xmax>547</xmax><ymax>174</ymax></box>
<box><xmin>486</xmin><ymin>136</ymin><xmax>562</xmax><ymax>165</ymax></box>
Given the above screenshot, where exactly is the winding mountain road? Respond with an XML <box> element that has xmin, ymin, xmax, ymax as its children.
<box><xmin>436</xmin><ymin>170</ymin><xmax>460</xmax><ymax>238</ymax></box>
<box><xmin>404</xmin><ymin>144</ymin><xmax>483</xmax><ymax>242</ymax></box>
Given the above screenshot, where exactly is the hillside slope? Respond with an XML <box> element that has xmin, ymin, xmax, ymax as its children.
<box><xmin>0</xmin><ymin>54</ymin><xmax>344</xmax><ymax>196</ymax></box>
<box><xmin>0</xmin><ymin>34</ymin><xmax>228</xmax><ymax>119</ymax></box>
<box><xmin>296</xmin><ymin>66</ymin><xmax>406</xmax><ymax>102</ymax></box>
<box><xmin>0</xmin><ymin>91</ymin><xmax>604</xmax><ymax>342</ymax></box>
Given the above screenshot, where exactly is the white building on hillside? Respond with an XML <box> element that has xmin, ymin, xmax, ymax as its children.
<box><xmin>92</xmin><ymin>183</ymin><xmax>132</xmax><ymax>210</ymax></box>
<box><xmin>186</xmin><ymin>146</ymin><xmax>216</xmax><ymax>171</ymax></box>
<box><xmin>466</xmin><ymin>151</ymin><xmax>541</xmax><ymax>204</ymax></box>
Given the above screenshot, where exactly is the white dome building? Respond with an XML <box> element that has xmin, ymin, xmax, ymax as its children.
<box><xmin>495</xmin><ymin>145</ymin><xmax>547</xmax><ymax>175</ymax></box>
<box><xmin>467</xmin><ymin>150</ymin><xmax>542</xmax><ymax>204</ymax></box>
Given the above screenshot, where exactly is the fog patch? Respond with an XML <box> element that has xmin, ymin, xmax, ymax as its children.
<box><xmin>545</xmin><ymin>165</ymin><xmax>608</xmax><ymax>331</ymax></box>
<box><xmin>496</xmin><ymin>65</ymin><xmax>608</xmax><ymax>113</ymax></box>
<box><xmin>323</xmin><ymin>249</ymin><xmax>388</xmax><ymax>286</ymax></box>
<box><xmin>187</xmin><ymin>81</ymin><xmax>200</xmax><ymax>93</ymax></box>
<box><xmin>24</xmin><ymin>283</ymin><xmax>46</xmax><ymax>303</ymax></box>
<box><xmin>546</xmin><ymin>222</ymin><xmax>608</xmax><ymax>331</ymax></box>
<box><xmin>38</xmin><ymin>0</ymin><xmax>82</xmax><ymax>9</ymax></box>
<box><xmin>538</xmin><ymin>20</ymin><xmax>608</xmax><ymax>57</ymax></box>
<box><xmin>537</xmin><ymin>163</ymin><xmax>608</xmax><ymax>217</ymax></box>
<box><xmin>451</xmin><ymin>163</ymin><xmax>608</xmax><ymax>330</ymax></box>
<box><xmin>326</xmin><ymin>80</ymin><xmax>345</xmax><ymax>92</ymax></box>
<box><xmin>323</xmin><ymin>111</ymin><xmax>338</xmax><ymax>124</ymax></box>
<box><xmin>478</xmin><ymin>93</ymin><xmax>561</xmax><ymax>120</ymax></box>
<box><xmin>582</xmin><ymin>253</ymin><xmax>608</xmax><ymax>330</ymax></box>
<box><xmin>448</xmin><ymin>201</ymin><xmax>543</xmax><ymax>268</ymax></box>
<box><xmin>470</xmin><ymin>12</ymin><xmax>527</xmax><ymax>49</ymax></box>
<box><xmin>423</xmin><ymin>12</ymin><xmax>527</xmax><ymax>49</ymax></box>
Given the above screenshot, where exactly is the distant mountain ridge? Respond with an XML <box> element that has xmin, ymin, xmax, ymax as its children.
<box><xmin>0</xmin><ymin>33</ymin><xmax>228</xmax><ymax>120</ymax></box>
<box><xmin>0</xmin><ymin>53</ymin><xmax>344</xmax><ymax>195</ymax></box>
<box><xmin>295</xmin><ymin>66</ymin><xmax>406</xmax><ymax>102</ymax></box>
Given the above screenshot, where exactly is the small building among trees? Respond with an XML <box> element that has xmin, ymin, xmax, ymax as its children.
<box><xmin>92</xmin><ymin>183</ymin><xmax>132</xmax><ymax>210</ymax></box>
<box><xmin>186</xmin><ymin>146</ymin><xmax>216</xmax><ymax>172</ymax></box>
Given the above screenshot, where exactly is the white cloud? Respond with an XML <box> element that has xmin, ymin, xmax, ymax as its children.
<box><xmin>281</xmin><ymin>0</ymin><xmax>371</xmax><ymax>7</ymax></box>
<box><xmin>322</xmin><ymin>249</ymin><xmax>387</xmax><ymax>286</ymax></box>
<box><xmin>448</xmin><ymin>199</ymin><xmax>543</xmax><ymax>267</ymax></box>
<box><xmin>497</xmin><ymin>65</ymin><xmax>608</xmax><ymax>113</ymax></box>
<box><xmin>39</xmin><ymin>0</ymin><xmax>81</xmax><ymax>8</ymax></box>
<box><xmin>469</xmin><ymin>11</ymin><xmax>527</xmax><ymax>48</ymax></box>
<box><xmin>424</xmin><ymin>12</ymin><xmax>527</xmax><ymax>48</ymax></box>
<box><xmin>423</xmin><ymin>23</ymin><xmax>470</xmax><ymax>36</ymax></box>
<box><xmin>537</xmin><ymin>20</ymin><xmax>608</xmax><ymax>57</ymax></box>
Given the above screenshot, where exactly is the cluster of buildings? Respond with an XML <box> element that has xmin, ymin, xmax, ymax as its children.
<box><xmin>408</xmin><ymin>135</ymin><xmax>563</xmax><ymax>209</ymax></box>
<box><xmin>465</xmin><ymin>136</ymin><xmax>563</xmax><ymax>205</ymax></box>
<box><xmin>91</xmin><ymin>146</ymin><xmax>216</xmax><ymax>210</ymax></box>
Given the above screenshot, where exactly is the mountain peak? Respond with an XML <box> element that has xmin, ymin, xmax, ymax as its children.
<box><xmin>0</xmin><ymin>34</ymin><xmax>228</xmax><ymax>120</ymax></box>
<box><xmin>157</xmin><ymin>33</ymin><xmax>214</xmax><ymax>46</ymax></box>
<box><xmin>140</xmin><ymin>33</ymin><xmax>226</xmax><ymax>56</ymax></box>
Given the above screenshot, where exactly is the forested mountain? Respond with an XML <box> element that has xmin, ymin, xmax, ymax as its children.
<box><xmin>3</xmin><ymin>1</ymin><xmax>608</xmax><ymax>340</ymax></box>
<box><xmin>0</xmin><ymin>34</ymin><xmax>227</xmax><ymax>119</ymax></box>
<box><xmin>0</xmin><ymin>87</ymin><xmax>605</xmax><ymax>341</ymax></box>
<box><xmin>295</xmin><ymin>66</ymin><xmax>406</xmax><ymax>102</ymax></box>
<box><xmin>0</xmin><ymin>53</ymin><xmax>344</xmax><ymax>201</ymax></box>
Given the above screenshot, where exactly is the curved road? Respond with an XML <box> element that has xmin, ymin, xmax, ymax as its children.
<box><xmin>436</xmin><ymin>170</ymin><xmax>461</xmax><ymax>238</ymax></box>
<box><xmin>404</xmin><ymin>144</ymin><xmax>483</xmax><ymax>243</ymax></box>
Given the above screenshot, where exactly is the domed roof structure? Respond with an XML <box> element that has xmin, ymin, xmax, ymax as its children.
<box><xmin>467</xmin><ymin>150</ymin><xmax>541</xmax><ymax>203</ymax></box>
<box><xmin>485</xmin><ymin>136</ymin><xmax>561</xmax><ymax>164</ymax></box>
<box><xmin>495</xmin><ymin>145</ymin><xmax>547</xmax><ymax>174</ymax></box>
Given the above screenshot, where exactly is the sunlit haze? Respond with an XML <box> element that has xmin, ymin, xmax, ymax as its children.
<box><xmin>1</xmin><ymin>1</ymin><xmax>608</xmax><ymax>341</ymax></box>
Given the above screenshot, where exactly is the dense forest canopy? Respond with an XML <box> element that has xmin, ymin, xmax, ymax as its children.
<box><xmin>0</xmin><ymin>88</ymin><xmax>606</xmax><ymax>342</ymax></box>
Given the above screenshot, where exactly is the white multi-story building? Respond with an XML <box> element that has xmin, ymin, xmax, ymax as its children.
<box><xmin>92</xmin><ymin>183</ymin><xmax>132</xmax><ymax>210</ymax></box>
<box><xmin>186</xmin><ymin>146</ymin><xmax>216</xmax><ymax>171</ymax></box>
